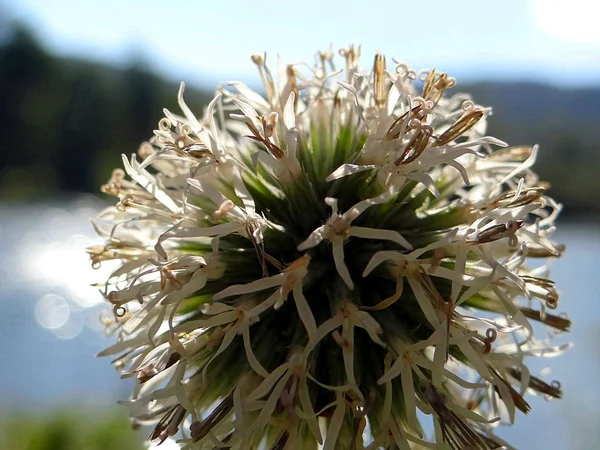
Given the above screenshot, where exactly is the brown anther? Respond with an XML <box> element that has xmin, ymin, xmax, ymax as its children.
<box><xmin>190</xmin><ymin>393</ymin><xmax>234</xmax><ymax>442</ymax></box>
<box><xmin>507</xmin><ymin>367</ymin><xmax>562</xmax><ymax>399</ymax></box>
<box><xmin>522</xmin><ymin>275</ymin><xmax>559</xmax><ymax>307</ymax></box>
<box><xmin>489</xmin><ymin>367</ymin><xmax>531</xmax><ymax>414</ymax></box>
<box><xmin>420</xmin><ymin>381</ymin><xmax>489</xmax><ymax>450</ymax></box>
<box><xmin>433</xmin><ymin>108</ymin><xmax>484</xmax><ymax>147</ymax></box>
<box><xmin>394</xmin><ymin>125</ymin><xmax>433</xmax><ymax>165</ymax></box>
<box><xmin>339</xmin><ymin>45</ymin><xmax>361</xmax><ymax>67</ymax></box>
<box><xmin>244</xmin><ymin>120</ymin><xmax>285</xmax><ymax>159</ymax></box>
<box><xmin>385</xmin><ymin>104</ymin><xmax>425</xmax><ymax>141</ymax></box>
<box><xmin>285</xmin><ymin>65</ymin><xmax>299</xmax><ymax>111</ymax></box>
<box><xmin>251</xmin><ymin>54</ymin><xmax>264</xmax><ymax>65</ymax></box>
<box><xmin>520</xmin><ymin>307</ymin><xmax>571</xmax><ymax>331</ymax></box>
<box><xmin>270</xmin><ymin>431</ymin><xmax>289</xmax><ymax>450</ymax></box>
<box><xmin>525</xmin><ymin>244</ymin><xmax>564</xmax><ymax>258</ymax></box>
<box><xmin>181</xmin><ymin>143</ymin><xmax>212</xmax><ymax>158</ymax></box>
<box><xmin>487</xmin><ymin>145</ymin><xmax>533</xmax><ymax>162</ymax></box>
<box><xmin>260</xmin><ymin>112</ymin><xmax>279</xmax><ymax>139</ymax></box>
<box><xmin>333</xmin><ymin>90</ymin><xmax>342</xmax><ymax>108</ymax></box>
<box><xmin>469</xmin><ymin>220</ymin><xmax>523</xmax><ymax>245</ymax></box>
<box><xmin>150</xmin><ymin>405</ymin><xmax>187</xmax><ymax>444</ymax></box>
<box><xmin>422</xmin><ymin>70</ymin><xmax>456</xmax><ymax>105</ymax></box>
<box><xmin>373</xmin><ymin>53</ymin><xmax>387</xmax><ymax>109</ymax></box>
<box><xmin>491</xmin><ymin>187</ymin><xmax>546</xmax><ymax>208</ymax></box>
<box><xmin>136</xmin><ymin>351</ymin><xmax>181</xmax><ymax>383</ymax></box>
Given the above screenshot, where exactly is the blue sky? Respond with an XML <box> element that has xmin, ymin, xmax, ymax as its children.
<box><xmin>4</xmin><ymin>0</ymin><xmax>600</xmax><ymax>88</ymax></box>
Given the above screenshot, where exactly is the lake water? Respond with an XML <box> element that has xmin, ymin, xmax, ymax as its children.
<box><xmin>0</xmin><ymin>196</ymin><xmax>598</xmax><ymax>449</ymax></box>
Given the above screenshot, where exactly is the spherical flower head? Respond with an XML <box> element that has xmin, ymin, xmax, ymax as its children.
<box><xmin>89</xmin><ymin>46</ymin><xmax>569</xmax><ymax>449</ymax></box>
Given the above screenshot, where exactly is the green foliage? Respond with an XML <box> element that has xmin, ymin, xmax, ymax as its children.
<box><xmin>0</xmin><ymin>23</ymin><xmax>211</xmax><ymax>198</ymax></box>
<box><xmin>0</xmin><ymin>409</ymin><xmax>144</xmax><ymax>450</ymax></box>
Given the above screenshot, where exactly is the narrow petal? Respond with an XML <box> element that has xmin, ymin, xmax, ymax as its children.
<box><xmin>242</xmin><ymin>326</ymin><xmax>269</xmax><ymax>378</ymax></box>
<box><xmin>332</xmin><ymin>237</ymin><xmax>353</xmax><ymax>289</ymax></box>
<box><xmin>213</xmin><ymin>274</ymin><xmax>284</xmax><ymax>300</ymax></box>
<box><xmin>350</xmin><ymin>226</ymin><xmax>413</xmax><ymax>250</ymax></box>
<box><xmin>292</xmin><ymin>284</ymin><xmax>317</xmax><ymax>342</ymax></box>
<box><xmin>326</xmin><ymin>163</ymin><xmax>375</xmax><ymax>182</ymax></box>
<box><xmin>323</xmin><ymin>394</ymin><xmax>346</xmax><ymax>450</ymax></box>
<box><xmin>297</xmin><ymin>226</ymin><xmax>327</xmax><ymax>251</ymax></box>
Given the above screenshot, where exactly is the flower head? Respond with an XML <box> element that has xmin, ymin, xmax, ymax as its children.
<box><xmin>90</xmin><ymin>47</ymin><xmax>568</xmax><ymax>449</ymax></box>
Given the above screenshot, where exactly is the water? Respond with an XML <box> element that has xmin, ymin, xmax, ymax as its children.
<box><xmin>0</xmin><ymin>197</ymin><xmax>598</xmax><ymax>448</ymax></box>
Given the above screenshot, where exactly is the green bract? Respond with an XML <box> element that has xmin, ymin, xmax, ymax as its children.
<box><xmin>90</xmin><ymin>46</ymin><xmax>568</xmax><ymax>449</ymax></box>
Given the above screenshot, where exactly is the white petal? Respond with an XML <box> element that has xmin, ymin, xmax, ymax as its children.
<box><xmin>231</xmin><ymin>98</ymin><xmax>263</xmax><ymax>133</ymax></box>
<box><xmin>292</xmin><ymin>285</ymin><xmax>317</xmax><ymax>342</ymax></box>
<box><xmin>226</xmin><ymin>82</ymin><xmax>270</xmax><ymax>109</ymax></box>
<box><xmin>326</xmin><ymin>163</ymin><xmax>375</xmax><ymax>182</ymax></box>
<box><xmin>350</xmin><ymin>226</ymin><xmax>413</xmax><ymax>250</ymax></box>
<box><xmin>377</xmin><ymin>355</ymin><xmax>403</xmax><ymax>385</ymax></box>
<box><xmin>355</xmin><ymin>311</ymin><xmax>386</xmax><ymax>347</ymax></box>
<box><xmin>362</xmin><ymin>250</ymin><xmax>405</xmax><ymax>277</ymax></box>
<box><xmin>121</xmin><ymin>154</ymin><xmax>180</xmax><ymax>213</ymax></box>
<box><xmin>297</xmin><ymin>226</ymin><xmax>326</xmax><ymax>251</ymax></box>
<box><xmin>400</xmin><ymin>363</ymin><xmax>420</xmax><ymax>431</ymax></box>
<box><xmin>323</xmin><ymin>395</ymin><xmax>346</xmax><ymax>450</ymax></box>
<box><xmin>307</xmin><ymin>314</ymin><xmax>344</xmax><ymax>350</ymax></box>
<box><xmin>248</xmin><ymin>363</ymin><xmax>291</xmax><ymax>401</ymax></box>
<box><xmin>406</xmin><ymin>275</ymin><xmax>441</xmax><ymax>326</ymax></box>
<box><xmin>97</xmin><ymin>335</ymin><xmax>148</xmax><ymax>357</ymax></box>
<box><xmin>405</xmin><ymin>172</ymin><xmax>440</xmax><ymax>198</ymax></box>
<box><xmin>298</xmin><ymin>377</ymin><xmax>323</xmax><ymax>444</ymax></box>
<box><xmin>283</xmin><ymin>91</ymin><xmax>296</xmax><ymax>129</ymax></box>
<box><xmin>173</xmin><ymin>310</ymin><xmax>238</xmax><ymax>333</ymax></box>
<box><xmin>332</xmin><ymin>238</ymin><xmax>353</xmax><ymax>289</ymax></box>
<box><xmin>213</xmin><ymin>274</ymin><xmax>284</xmax><ymax>300</ymax></box>
<box><xmin>242</xmin><ymin>326</ymin><xmax>269</xmax><ymax>378</ymax></box>
<box><xmin>347</xmin><ymin>188</ymin><xmax>394</xmax><ymax>219</ymax></box>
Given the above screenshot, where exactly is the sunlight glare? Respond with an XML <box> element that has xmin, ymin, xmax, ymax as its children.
<box><xmin>532</xmin><ymin>0</ymin><xmax>600</xmax><ymax>43</ymax></box>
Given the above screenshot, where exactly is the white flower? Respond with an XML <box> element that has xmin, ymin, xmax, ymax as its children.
<box><xmin>89</xmin><ymin>46</ymin><xmax>568</xmax><ymax>450</ymax></box>
<box><xmin>297</xmin><ymin>192</ymin><xmax>412</xmax><ymax>288</ymax></box>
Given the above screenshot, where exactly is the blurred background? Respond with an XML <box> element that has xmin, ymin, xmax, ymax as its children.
<box><xmin>0</xmin><ymin>0</ymin><xmax>598</xmax><ymax>448</ymax></box>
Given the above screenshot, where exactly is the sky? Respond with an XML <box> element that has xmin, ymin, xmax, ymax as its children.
<box><xmin>3</xmin><ymin>0</ymin><xmax>600</xmax><ymax>88</ymax></box>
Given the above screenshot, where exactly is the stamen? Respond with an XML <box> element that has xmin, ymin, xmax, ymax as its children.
<box><xmin>394</xmin><ymin>125</ymin><xmax>433</xmax><ymax>165</ymax></box>
<box><xmin>420</xmin><ymin>382</ymin><xmax>488</xmax><ymax>450</ymax></box>
<box><xmin>422</xmin><ymin>69</ymin><xmax>456</xmax><ymax>105</ymax></box>
<box><xmin>489</xmin><ymin>367</ymin><xmax>531</xmax><ymax>414</ymax></box>
<box><xmin>434</xmin><ymin>106</ymin><xmax>484</xmax><ymax>147</ymax></box>
<box><xmin>507</xmin><ymin>367</ymin><xmax>562</xmax><ymax>399</ymax></box>
<box><xmin>136</xmin><ymin>351</ymin><xmax>181</xmax><ymax>383</ymax></box>
<box><xmin>270</xmin><ymin>431</ymin><xmax>289</xmax><ymax>450</ymax></box>
<box><xmin>285</xmin><ymin>65</ymin><xmax>299</xmax><ymax>112</ymax></box>
<box><xmin>190</xmin><ymin>393</ymin><xmax>234</xmax><ymax>442</ymax></box>
<box><xmin>520</xmin><ymin>307</ymin><xmax>571</xmax><ymax>331</ymax></box>
<box><xmin>468</xmin><ymin>220</ymin><xmax>523</xmax><ymax>246</ymax></box>
<box><xmin>150</xmin><ymin>404</ymin><xmax>187</xmax><ymax>444</ymax></box>
<box><xmin>373</xmin><ymin>53</ymin><xmax>386</xmax><ymax>109</ymax></box>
